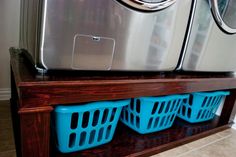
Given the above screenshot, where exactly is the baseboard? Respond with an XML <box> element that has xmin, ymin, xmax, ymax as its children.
<box><xmin>0</xmin><ymin>88</ymin><xmax>11</xmax><ymax>100</ymax></box>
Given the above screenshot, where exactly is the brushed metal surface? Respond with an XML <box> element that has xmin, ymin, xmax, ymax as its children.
<box><xmin>20</xmin><ymin>0</ymin><xmax>192</xmax><ymax>71</ymax></box>
<box><xmin>176</xmin><ymin>0</ymin><xmax>197</xmax><ymax>70</ymax></box>
<box><xmin>182</xmin><ymin>0</ymin><xmax>236</xmax><ymax>72</ymax></box>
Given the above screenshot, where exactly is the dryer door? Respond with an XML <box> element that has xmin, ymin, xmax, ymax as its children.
<box><xmin>120</xmin><ymin>0</ymin><xmax>176</xmax><ymax>11</ymax></box>
<box><xmin>210</xmin><ymin>0</ymin><xmax>236</xmax><ymax>34</ymax></box>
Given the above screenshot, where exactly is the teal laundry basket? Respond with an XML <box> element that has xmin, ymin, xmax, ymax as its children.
<box><xmin>54</xmin><ymin>99</ymin><xmax>130</xmax><ymax>153</ymax></box>
<box><xmin>177</xmin><ymin>91</ymin><xmax>230</xmax><ymax>123</ymax></box>
<box><xmin>120</xmin><ymin>94</ymin><xmax>189</xmax><ymax>134</ymax></box>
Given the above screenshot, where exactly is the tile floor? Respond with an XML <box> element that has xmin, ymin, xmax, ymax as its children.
<box><xmin>151</xmin><ymin>129</ymin><xmax>236</xmax><ymax>157</ymax></box>
<box><xmin>0</xmin><ymin>100</ymin><xmax>236</xmax><ymax>157</ymax></box>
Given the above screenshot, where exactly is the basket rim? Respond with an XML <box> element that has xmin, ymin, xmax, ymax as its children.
<box><xmin>55</xmin><ymin>99</ymin><xmax>130</xmax><ymax>113</ymax></box>
<box><xmin>192</xmin><ymin>91</ymin><xmax>230</xmax><ymax>97</ymax></box>
<box><xmin>137</xmin><ymin>94</ymin><xmax>189</xmax><ymax>102</ymax></box>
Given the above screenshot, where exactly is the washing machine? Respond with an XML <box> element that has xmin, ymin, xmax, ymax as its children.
<box><xmin>19</xmin><ymin>0</ymin><xmax>192</xmax><ymax>72</ymax></box>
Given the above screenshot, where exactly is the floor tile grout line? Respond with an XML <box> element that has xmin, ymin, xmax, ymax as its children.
<box><xmin>216</xmin><ymin>131</ymin><xmax>230</xmax><ymax>138</ymax></box>
<box><xmin>184</xmin><ymin>144</ymin><xmax>192</xmax><ymax>149</ymax></box>
<box><xmin>176</xmin><ymin>134</ymin><xmax>232</xmax><ymax>157</ymax></box>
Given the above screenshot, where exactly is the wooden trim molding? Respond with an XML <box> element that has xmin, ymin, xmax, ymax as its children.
<box><xmin>0</xmin><ymin>88</ymin><xmax>11</xmax><ymax>100</ymax></box>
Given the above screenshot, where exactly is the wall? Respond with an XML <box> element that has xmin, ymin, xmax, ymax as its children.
<box><xmin>0</xmin><ymin>0</ymin><xmax>20</xmax><ymax>100</ymax></box>
<box><xmin>233</xmin><ymin>116</ymin><xmax>236</xmax><ymax>129</ymax></box>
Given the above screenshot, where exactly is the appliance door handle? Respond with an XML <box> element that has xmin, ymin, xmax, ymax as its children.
<box><xmin>210</xmin><ymin>0</ymin><xmax>236</xmax><ymax>34</ymax></box>
<box><xmin>120</xmin><ymin>0</ymin><xmax>176</xmax><ymax>11</ymax></box>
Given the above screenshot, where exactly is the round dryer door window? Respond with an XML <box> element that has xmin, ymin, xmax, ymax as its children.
<box><xmin>211</xmin><ymin>0</ymin><xmax>236</xmax><ymax>33</ymax></box>
<box><xmin>120</xmin><ymin>0</ymin><xmax>176</xmax><ymax>11</ymax></box>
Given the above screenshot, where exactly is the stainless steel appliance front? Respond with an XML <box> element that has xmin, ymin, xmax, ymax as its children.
<box><xmin>20</xmin><ymin>0</ymin><xmax>192</xmax><ymax>71</ymax></box>
<box><xmin>179</xmin><ymin>0</ymin><xmax>236</xmax><ymax>72</ymax></box>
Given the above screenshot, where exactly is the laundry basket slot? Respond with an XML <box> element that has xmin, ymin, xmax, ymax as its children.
<box><xmin>177</xmin><ymin>91</ymin><xmax>230</xmax><ymax>123</ymax></box>
<box><xmin>54</xmin><ymin>99</ymin><xmax>130</xmax><ymax>153</ymax></box>
<box><xmin>120</xmin><ymin>94</ymin><xmax>189</xmax><ymax>134</ymax></box>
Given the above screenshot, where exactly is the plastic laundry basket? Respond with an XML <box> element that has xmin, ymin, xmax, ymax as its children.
<box><xmin>177</xmin><ymin>91</ymin><xmax>230</xmax><ymax>123</ymax></box>
<box><xmin>54</xmin><ymin>99</ymin><xmax>130</xmax><ymax>153</ymax></box>
<box><xmin>120</xmin><ymin>94</ymin><xmax>189</xmax><ymax>134</ymax></box>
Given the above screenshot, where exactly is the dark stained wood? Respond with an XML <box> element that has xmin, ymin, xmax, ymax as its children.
<box><xmin>54</xmin><ymin>117</ymin><xmax>231</xmax><ymax>157</ymax></box>
<box><xmin>10</xmin><ymin>99</ymin><xmax>22</xmax><ymax>157</ymax></box>
<box><xmin>18</xmin><ymin>79</ymin><xmax>236</xmax><ymax>108</ymax></box>
<box><xmin>18</xmin><ymin>106</ymin><xmax>54</xmax><ymax>114</ymax></box>
<box><xmin>19</xmin><ymin>107</ymin><xmax>53</xmax><ymax>157</ymax></box>
<box><xmin>10</xmin><ymin>48</ymin><xmax>236</xmax><ymax>157</ymax></box>
<box><xmin>220</xmin><ymin>89</ymin><xmax>236</xmax><ymax>124</ymax></box>
<box><xmin>10</xmin><ymin>68</ymin><xmax>21</xmax><ymax>157</ymax></box>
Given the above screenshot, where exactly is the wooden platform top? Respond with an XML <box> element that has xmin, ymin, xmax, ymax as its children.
<box><xmin>10</xmin><ymin>48</ymin><xmax>236</xmax><ymax>106</ymax></box>
<box><xmin>10</xmin><ymin>48</ymin><xmax>236</xmax><ymax>88</ymax></box>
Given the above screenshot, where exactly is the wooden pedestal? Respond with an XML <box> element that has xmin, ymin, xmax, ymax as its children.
<box><xmin>10</xmin><ymin>48</ymin><xmax>236</xmax><ymax>157</ymax></box>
